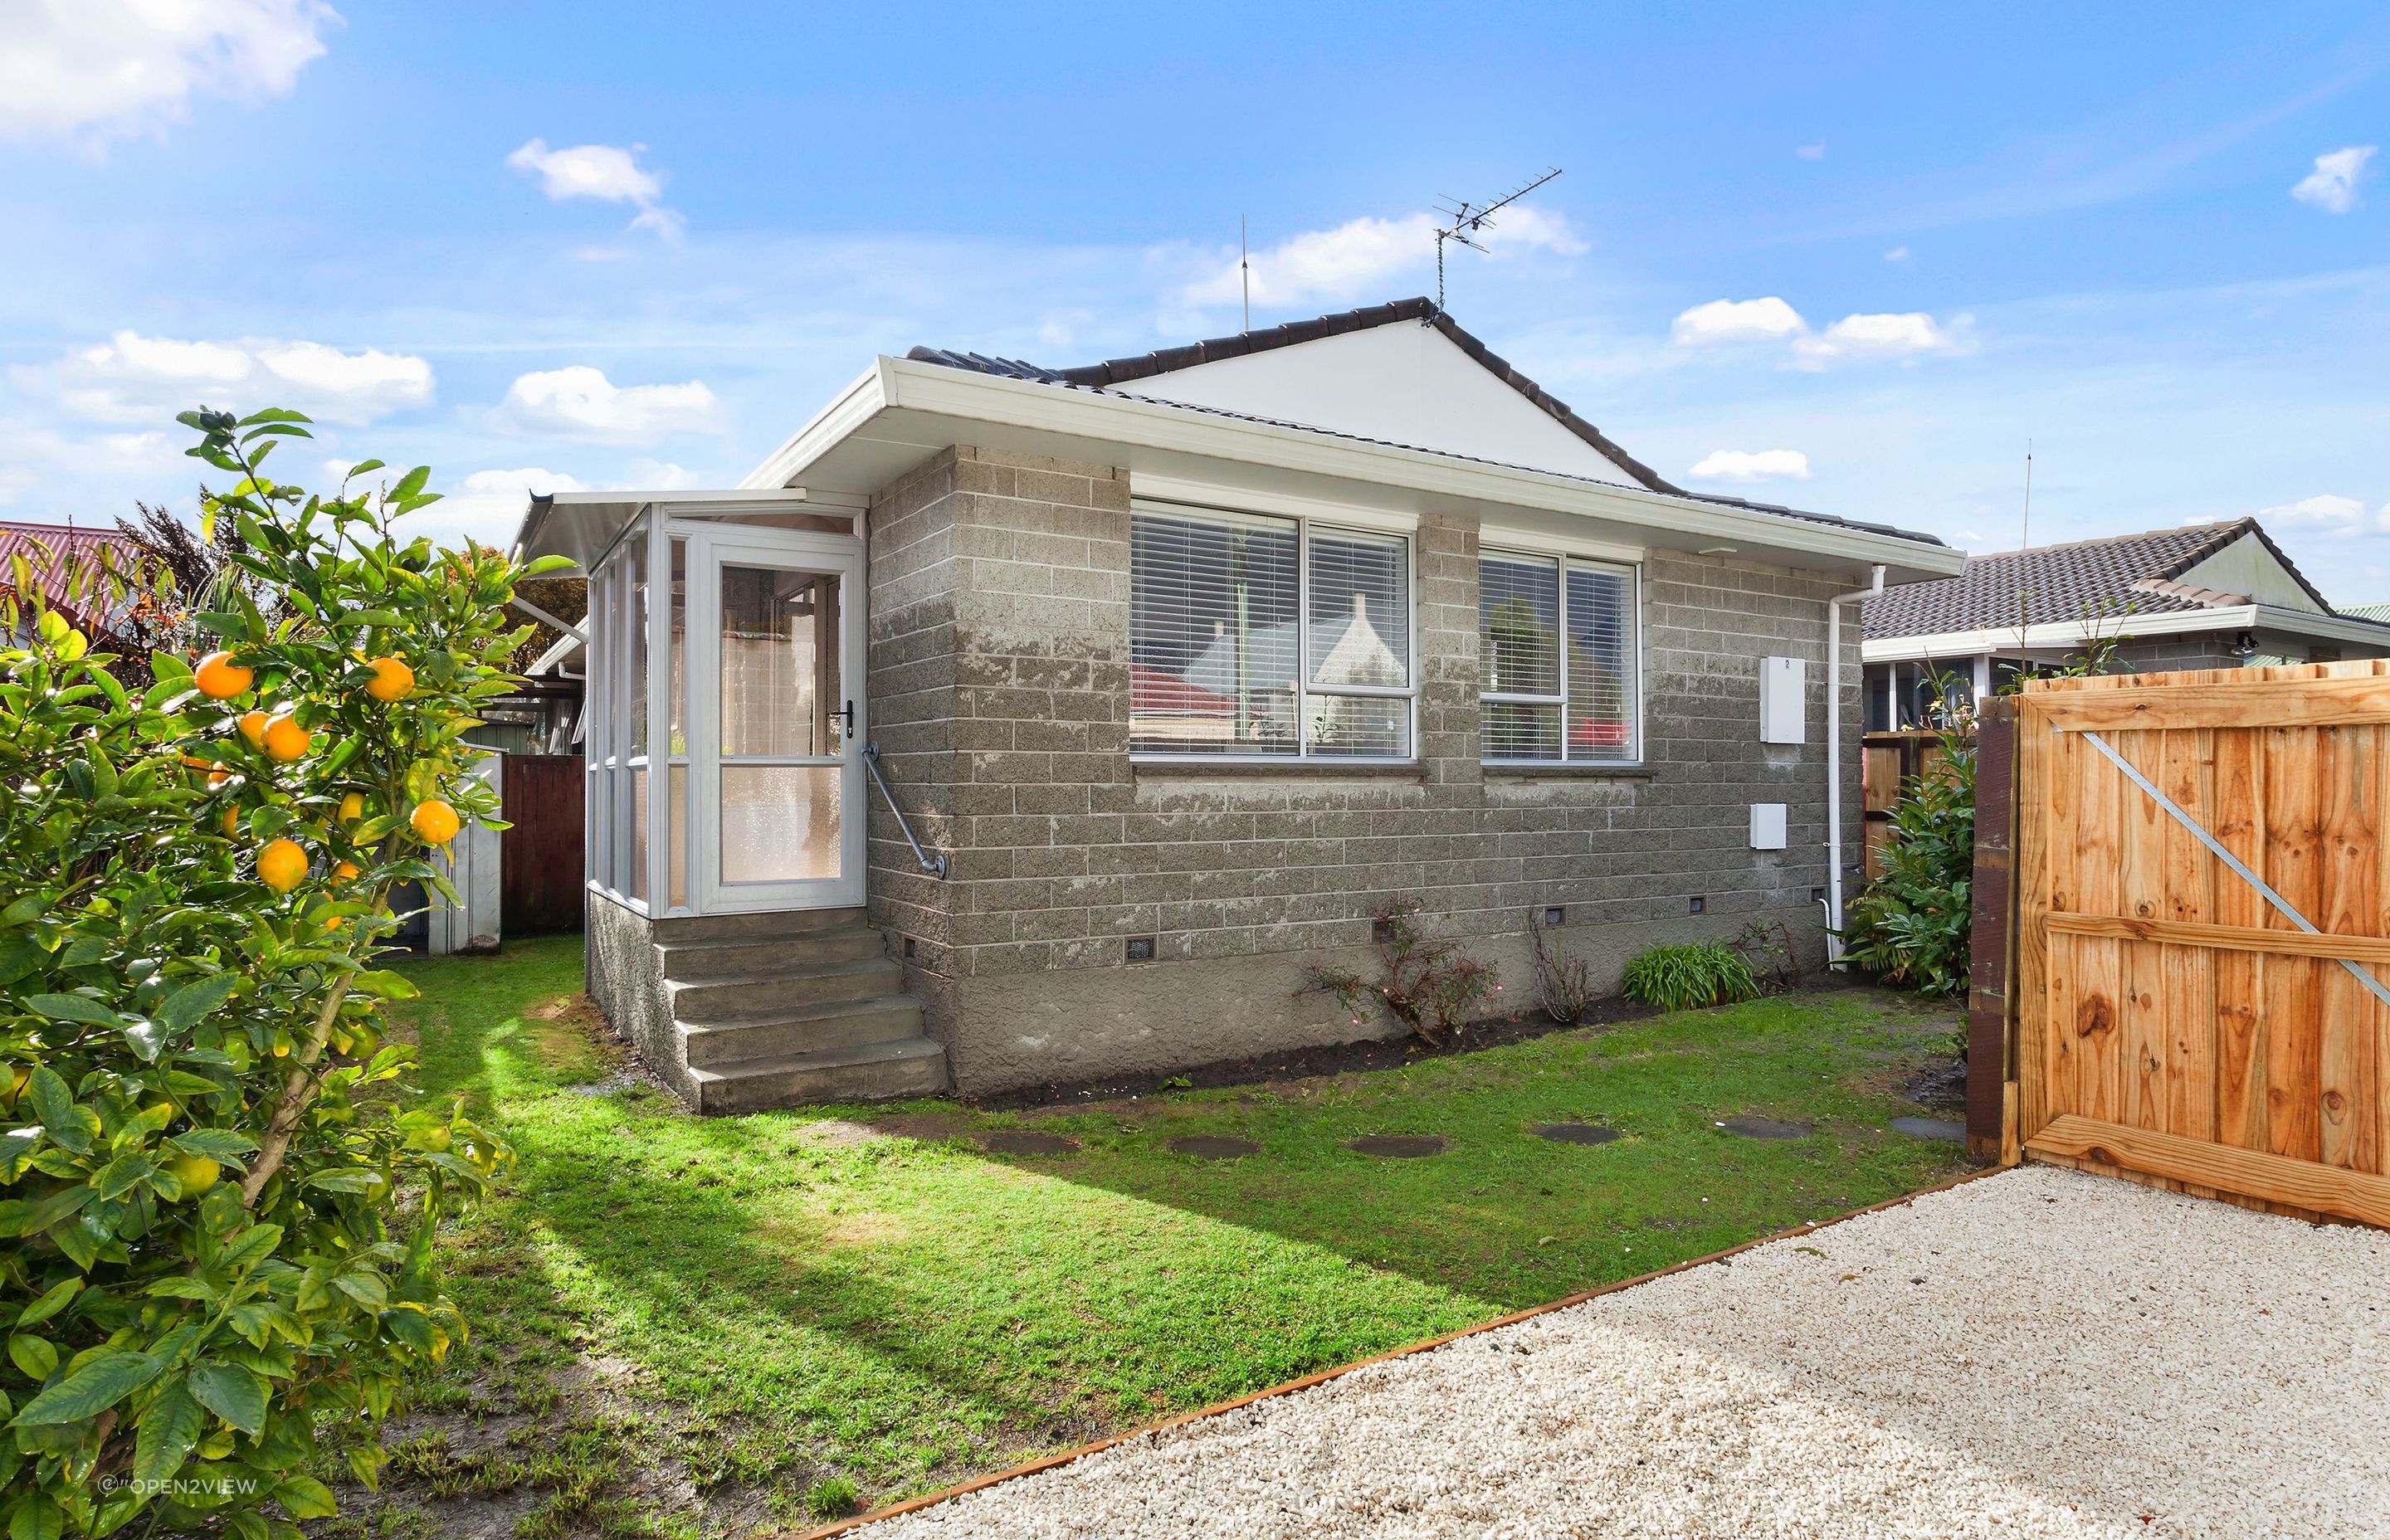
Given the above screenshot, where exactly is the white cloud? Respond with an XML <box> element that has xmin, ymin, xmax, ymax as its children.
<box><xmin>12</xmin><ymin>329</ymin><xmax>432</xmax><ymax>426</ymax></box>
<box><xmin>415</xmin><ymin>467</ymin><xmax>590</xmax><ymax>551</ymax></box>
<box><xmin>1671</xmin><ymin>296</ymin><xmax>1808</xmax><ymax>345</ymax></box>
<box><xmin>1687</xmin><ymin>449</ymin><xmax>1812</xmax><ymax>483</ymax></box>
<box><xmin>0</xmin><ymin>0</ymin><xmax>337</xmax><ymax>149</ymax></box>
<box><xmin>508</xmin><ymin>139</ymin><xmax>682</xmax><ymax>241</ymax></box>
<box><xmin>493</xmin><ymin>366</ymin><xmax>718</xmax><ymax>442</ymax></box>
<box><xmin>2254</xmin><ymin>493</ymin><xmax>2389</xmax><ymax>537</ymax></box>
<box><xmin>1884</xmin><ymin>246</ymin><xmax>1911</xmax><ymax>262</ymax></box>
<box><xmin>2291</xmin><ymin>145</ymin><xmax>2377</xmax><ymax>214</ymax></box>
<box><xmin>1178</xmin><ymin>205</ymin><xmax>1583</xmax><ymax>309</ymax></box>
<box><xmin>1796</xmin><ymin>143</ymin><xmax>1826</xmax><ymax>161</ymax></box>
<box><xmin>1792</xmin><ymin>311</ymin><xmax>1965</xmax><ymax>364</ymax></box>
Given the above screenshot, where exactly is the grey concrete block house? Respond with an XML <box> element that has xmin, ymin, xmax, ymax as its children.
<box><xmin>512</xmin><ymin>300</ymin><xmax>1963</xmax><ymax>1111</ymax></box>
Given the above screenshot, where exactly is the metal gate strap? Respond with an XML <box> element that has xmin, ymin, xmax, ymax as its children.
<box><xmin>2076</xmin><ymin>728</ymin><xmax>2390</xmax><ymax>1010</ymax></box>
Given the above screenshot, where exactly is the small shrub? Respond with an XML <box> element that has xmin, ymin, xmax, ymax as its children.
<box><xmin>1841</xmin><ymin>723</ymin><xmax>1975</xmax><ymax>997</ymax></box>
<box><xmin>1526</xmin><ymin>909</ymin><xmax>1593</xmax><ymax>1025</ymax></box>
<box><xmin>1730</xmin><ymin>919</ymin><xmax>1805</xmax><ymax>994</ymax></box>
<box><xmin>1620</xmin><ymin>942</ymin><xmax>1761</xmax><ymax>1012</ymax></box>
<box><xmin>1299</xmin><ymin>900</ymin><xmax>1498</xmax><ymax>1045</ymax></box>
<box><xmin>802</xmin><ymin>1474</ymin><xmax>859</xmax><ymax>1519</ymax></box>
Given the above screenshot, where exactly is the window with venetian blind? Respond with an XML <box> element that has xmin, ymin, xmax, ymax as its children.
<box><xmin>1478</xmin><ymin>551</ymin><xmax>1639</xmax><ymax>763</ymax></box>
<box><xmin>1129</xmin><ymin>505</ymin><xmax>1414</xmax><ymax>759</ymax></box>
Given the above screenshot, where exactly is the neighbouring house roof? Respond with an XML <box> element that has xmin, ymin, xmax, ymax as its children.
<box><xmin>0</xmin><ymin>521</ymin><xmax>149</xmax><ymax>646</ymax></box>
<box><xmin>1861</xmin><ymin>518</ymin><xmax>2359</xmax><ymax>641</ymax></box>
<box><xmin>909</xmin><ymin>299</ymin><xmax>1947</xmax><ymax>551</ymax></box>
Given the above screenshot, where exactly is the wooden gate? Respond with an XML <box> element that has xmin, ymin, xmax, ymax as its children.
<box><xmin>500</xmin><ymin>753</ymin><xmax>585</xmax><ymax>935</ymax></box>
<box><xmin>2011</xmin><ymin>661</ymin><xmax>2390</xmax><ymax>1227</ymax></box>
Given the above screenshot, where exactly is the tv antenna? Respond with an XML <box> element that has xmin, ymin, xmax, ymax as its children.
<box><xmin>1431</xmin><ymin>167</ymin><xmax>1562</xmax><ymax>313</ymax></box>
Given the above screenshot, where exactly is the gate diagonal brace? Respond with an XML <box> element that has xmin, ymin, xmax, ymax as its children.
<box><xmin>2074</xmin><ymin>727</ymin><xmax>2390</xmax><ymax>1011</ymax></box>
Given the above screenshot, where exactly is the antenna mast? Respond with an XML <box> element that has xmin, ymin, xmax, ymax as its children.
<box><xmin>1240</xmin><ymin>215</ymin><xmax>1250</xmax><ymax>333</ymax></box>
<box><xmin>1431</xmin><ymin>167</ymin><xmax>1563</xmax><ymax>313</ymax></box>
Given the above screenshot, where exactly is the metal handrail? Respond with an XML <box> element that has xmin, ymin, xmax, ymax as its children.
<box><xmin>862</xmin><ymin>741</ymin><xmax>947</xmax><ymax>879</ymax></box>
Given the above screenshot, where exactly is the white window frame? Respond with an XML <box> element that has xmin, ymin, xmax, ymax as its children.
<box><xmin>1128</xmin><ymin>500</ymin><xmax>1419</xmax><ymax>766</ymax></box>
<box><xmin>1476</xmin><ymin>548</ymin><xmax>1644</xmax><ymax>768</ymax></box>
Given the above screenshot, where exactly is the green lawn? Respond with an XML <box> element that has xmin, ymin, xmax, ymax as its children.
<box><xmin>335</xmin><ymin>935</ymin><xmax>1972</xmax><ymax>1538</ymax></box>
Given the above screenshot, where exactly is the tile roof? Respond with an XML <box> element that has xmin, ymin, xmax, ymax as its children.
<box><xmin>909</xmin><ymin>300</ymin><xmax>1946</xmax><ymax>549</ymax></box>
<box><xmin>0</xmin><ymin>521</ymin><xmax>149</xmax><ymax>646</ymax></box>
<box><xmin>1861</xmin><ymin>517</ymin><xmax>2363</xmax><ymax>639</ymax></box>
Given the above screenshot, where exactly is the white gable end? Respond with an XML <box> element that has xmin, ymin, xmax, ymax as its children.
<box><xmin>2177</xmin><ymin>532</ymin><xmax>2326</xmax><ymax>613</ymax></box>
<box><xmin>1110</xmin><ymin>323</ymin><xmax>1641</xmax><ymax>484</ymax></box>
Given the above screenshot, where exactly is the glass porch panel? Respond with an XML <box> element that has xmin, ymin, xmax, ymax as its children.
<box><xmin>668</xmin><ymin>539</ymin><xmax>687</xmax><ymax>753</ymax></box>
<box><xmin>667</xmin><ymin>764</ymin><xmax>687</xmax><ymax>909</ymax></box>
<box><xmin>628</xmin><ymin>766</ymin><xmax>648</xmax><ymax>901</ymax></box>
<box><xmin>719</xmin><ymin>766</ymin><xmax>841</xmax><ymax>884</ymax></box>
<box><xmin>720</xmin><ymin>565</ymin><xmax>841</xmax><ymax>757</ymax></box>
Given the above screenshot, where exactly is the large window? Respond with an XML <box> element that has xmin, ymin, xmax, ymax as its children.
<box><xmin>1479</xmin><ymin>550</ymin><xmax>1639</xmax><ymax>764</ymax></box>
<box><xmin>1130</xmin><ymin>505</ymin><xmax>1413</xmax><ymax>759</ymax></box>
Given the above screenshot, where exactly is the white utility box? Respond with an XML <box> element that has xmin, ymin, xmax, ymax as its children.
<box><xmin>1749</xmin><ymin>802</ymin><xmax>1788</xmax><ymax>850</ymax></box>
<box><xmin>1758</xmin><ymin>656</ymin><xmax>1806</xmax><ymax>743</ymax></box>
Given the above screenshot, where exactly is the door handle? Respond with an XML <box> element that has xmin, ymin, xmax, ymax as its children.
<box><xmin>839</xmin><ymin>699</ymin><xmax>855</xmax><ymax>740</ymax></box>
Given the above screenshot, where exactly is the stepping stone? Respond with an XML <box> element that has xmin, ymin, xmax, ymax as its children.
<box><xmin>1345</xmin><ymin>1134</ymin><xmax>1446</xmax><ymax>1158</ymax></box>
<box><xmin>1168</xmin><ymin>1135</ymin><xmax>1259</xmax><ymax>1160</ymax></box>
<box><xmin>1534</xmin><ymin>1123</ymin><xmax>1622</xmax><ymax>1146</ymax></box>
<box><xmin>1890</xmin><ymin>1115</ymin><xmax>1966</xmax><ymax>1143</ymax></box>
<box><xmin>1719</xmin><ymin>1115</ymin><xmax>1810</xmax><ymax>1140</ymax></box>
<box><xmin>978</xmin><ymin>1129</ymin><xmax>1080</xmax><ymax>1156</ymax></box>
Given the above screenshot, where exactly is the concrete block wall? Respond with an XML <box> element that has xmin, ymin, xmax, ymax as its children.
<box><xmin>866</xmin><ymin>445</ymin><xmax>1861</xmax><ymax>1093</ymax></box>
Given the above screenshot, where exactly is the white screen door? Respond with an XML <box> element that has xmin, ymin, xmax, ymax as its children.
<box><xmin>688</xmin><ymin>529</ymin><xmax>866</xmax><ymax>911</ymax></box>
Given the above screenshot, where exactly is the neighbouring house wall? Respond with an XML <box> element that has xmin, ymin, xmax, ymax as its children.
<box><xmin>866</xmin><ymin>445</ymin><xmax>1860</xmax><ymax>1094</ymax></box>
<box><xmin>2107</xmin><ymin>635</ymin><xmax>2254</xmax><ymax>673</ymax></box>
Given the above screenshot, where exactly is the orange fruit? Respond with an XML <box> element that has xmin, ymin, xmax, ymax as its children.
<box><xmin>222</xmin><ymin>806</ymin><xmax>240</xmax><ymax>837</ymax></box>
<box><xmin>339</xmin><ymin>792</ymin><xmax>365</xmax><ymax>822</ymax></box>
<box><xmin>409</xmin><ymin>800</ymin><xmax>461</xmax><ymax>846</ymax></box>
<box><xmin>193</xmin><ymin>651</ymin><xmax>252</xmax><ymax>699</ymax></box>
<box><xmin>164</xmin><ymin>1153</ymin><xmax>221</xmax><ymax>1197</ymax></box>
<box><xmin>237</xmin><ymin>709</ymin><xmax>270</xmax><ymax>748</ymax></box>
<box><xmin>334</xmin><ymin>860</ymin><xmax>359</xmax><ymax>880</ymax></box>
<box><xmin>363</xmin><ymin>656</ymin><xmax>415</xmax><ymax>702</ymax></box>
<box><xmin>261</xmin><ymin>713</ymin><xmax>310</xmax><ymax>763</ymax></box>
<box><xmin>207</xmin><ymin>769</ymin><xmax>233</xmax><ymax>790</ymax></box>
<box><xmin>256</xmin><ymin>838</ymin><xmax>307</xmax><ymax>892</ymax></box>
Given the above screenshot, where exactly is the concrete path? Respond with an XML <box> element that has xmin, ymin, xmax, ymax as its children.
<box><xmin>857</xmin><ymin>1166</ymin><xmax>2389</xmax><ymax>1539</ymax></box>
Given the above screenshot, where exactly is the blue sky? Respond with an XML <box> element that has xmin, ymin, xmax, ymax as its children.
<box><xmin>4</xmin><ymin>2</ymin><xmax>2387</xmax><ymax>593</ymax></box>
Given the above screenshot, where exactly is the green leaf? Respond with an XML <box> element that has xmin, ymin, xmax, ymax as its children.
<box><xmin>25</xmin><ymin>1069</ymin><xmax>95</xmax><ymax>1154</ymax></box>
<box><xmin>186</xmin><ymin>1361</ymin><xmax>267</xmax><ymax>1435</ymax></box>
<box><xmin>154</xmin><ymin>974</ymin><xmax>241</xmax><ymax>1034</ymax></box>
<box><xmin>22</xmin><ymin>993</ymin><xmax>124</xmax><ymax>1029</ymax></box>
<box><xmin>0</xmin><ymin>937</ymin><xmax>44</xmax><ymax>988</ymax></box>
<box><xmin>274</xmin><ymin>1476</ymin><xmax>338</xmax><ymax>1520</ymax></box>
<box><xmin>11</xmin><ymin>1279</ymin><xmax>77</xmax><ymax>1332</ymax></box>
<box><xmin>345</xmin><ymin>458</ymin><xmax>386</xmax><ymax>479</ymax></box>
<box><xmin>131</xmin><ymin>1377</ymin><xmax>205</xmax><ymax>1486</ymax></box>
<box><xmin>89</xmin><ymin>1153</ymin><xmax>154</xmax><ymax>1201</ymax></box>
<box><xmin>120</xmin><ymin>1017</ymin><xmax>167</xmax><ymax>1063</ymax></box>
<box><xmin>8</xmin><ymin>1349</ymin><xmax>160</xmax><ymax>1425</ymax></box>
<box><xmin>8</xmin><ymin>1496</ymin><xmax>63</xmax><ymax>1540</ymax></box>
<box><xmin>215</xmin><ymin>1223</ymin><xmax>283</xmax><ymax>1272</ymax></box>
<box><xmin>167</xmin><ymin>1128</ymin><xmax>258</xmax><ymax>1162</ymax></box>
<box><xmin>6</xmin><ymin>1336</ymin><xmax>56</xmax><ymax>1382</ymax></box>
<box><xmin>389</xmin><ymin>465</ymin><xmax>430</xmax><ymax>502</ymax></box>
<box><xmin>347</xmin><ymin>971</ymin><xmax>420</xmax><ymax>1001</ymax></box>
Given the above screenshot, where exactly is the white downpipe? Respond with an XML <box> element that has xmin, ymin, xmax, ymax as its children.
<box><xmin>1825</xmin><ymin>564</ymin><xmax>1886</xmax><ymax>966</ymax></box>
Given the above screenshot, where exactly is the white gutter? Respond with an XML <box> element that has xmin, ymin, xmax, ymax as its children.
<box><xmin>1827</xmin><ymin>564</ymin><xmax>1886</xmax><ymax>966</ymax></box>
<box><xmin>1862</xmin><ymin>602</ymin><xmax>2390</xmax><ymax>664</ymax></box>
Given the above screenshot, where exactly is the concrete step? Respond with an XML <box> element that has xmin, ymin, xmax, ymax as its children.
<box><xmin>678</xmin><ymin>994</ymin><xmax>926</xmax><ymax>1067</ymax></box>
<box><xmin>651</xmin><ymin>906</ymin><xmax>868</xmax><ymax>944</ymax></box>
<box><xmin>666</xmin><ymin>956</ymin><xmax>904</xmax><ymax>1023</ymax></box>
<box><xmin>688</xmin><ymin>1036</ymin><xmax>948</xmax><ymax>1114</ymax></box>
<box><xmin>657</xmin><ymin>929</ymin><xmax>887</xmax><ymax>980</ymax></box>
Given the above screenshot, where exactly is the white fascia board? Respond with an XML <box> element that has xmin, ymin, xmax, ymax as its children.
<box><xmin>1865</xmin><ymin>603</ymin><xmax>2390</xmax><ymax>664</ymax></box>
<box><xmin>1132</xmin><ymin>474</ymin><xmax>1420</xmax><ymax>533</ymax></box>
<box><xmin>754</xmin><ymin>357</ymin><xmax>1961</xmax><ymax>579</ymax></box>
<box><xmin>740</xmin><ymin>360</ymin><xmax>895</xmax><ymax>491</ymax></box>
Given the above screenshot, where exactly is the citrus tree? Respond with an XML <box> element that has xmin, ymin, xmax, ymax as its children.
<box><xmin>0</xmin><ymin>407</ymin><xmax>561</xmax><ymax>1537</ymax></box>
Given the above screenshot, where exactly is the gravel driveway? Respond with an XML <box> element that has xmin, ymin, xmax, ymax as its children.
<box><xmin>852</xmin><ymin>1166</ymin><xmax>2388</xmax><ymax>1539</ymax></box>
